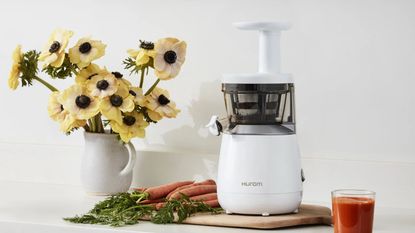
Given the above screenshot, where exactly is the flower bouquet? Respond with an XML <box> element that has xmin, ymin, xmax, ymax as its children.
<box><xmin>7</xmin><ymin>29</ymin><xmax>187</xmax><ymax>194</ymax></box>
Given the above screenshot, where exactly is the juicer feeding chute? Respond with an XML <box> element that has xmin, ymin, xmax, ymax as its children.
<box><xmin>234</xmin><ymin>21</ymin><xmax>291</xmax><ymax>74</ymax></box>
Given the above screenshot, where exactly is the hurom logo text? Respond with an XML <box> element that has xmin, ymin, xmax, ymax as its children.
<box><xmin>241</xmin><ymin>181</ymin><xmax>263</xmax><ymax>187</ymax></box>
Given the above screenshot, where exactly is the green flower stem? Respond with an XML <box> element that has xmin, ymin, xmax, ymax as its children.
<box><xmin>83</xmin><ymin>124</ymin><xmax>91</xmax><ymax>132</ymax></box>
<box><xmin>145</xmin><ymin>79</ymin><xmax>160</xmax><ymax>95</ymax></box>
<box><xmin>139</xmin><ymin>68</ymin><xmax>145</xmax><ymax>88</ymax></box>
<box><xmin>94</xmin><ymin>114</ymin><xmax>105</xmax><ymax>133</ymax></box>
<box><xmin>93</xmin><ymin>116</ymin><xmax>99</xmax><ymax>133</ymax></box>
<box><xmin>88</xmin><ymin>119</ymin><xmax>96</xmax><ymax>132</ymax></box>
<box><xmin>33</xmin><ymin>76</ymin><xmax>58</xmax><ymax>92</ymax></box>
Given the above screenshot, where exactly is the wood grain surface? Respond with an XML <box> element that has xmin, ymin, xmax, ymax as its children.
<box><xmin>142</xmin><ymin>204</ymin><xmax>332</xmax><ymax>229</ymax></box>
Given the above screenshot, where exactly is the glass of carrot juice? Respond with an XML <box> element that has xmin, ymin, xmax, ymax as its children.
<box><xmin>331</xmin><ymin>189</ymin><xmax>375</xmax><ymax>233</ymax></box>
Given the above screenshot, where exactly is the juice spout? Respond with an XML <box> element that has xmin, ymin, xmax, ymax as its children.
<box><xmin>206</xmin><ymin>115</ymin><xmax>222</xmax><ymax>136</ymax></box>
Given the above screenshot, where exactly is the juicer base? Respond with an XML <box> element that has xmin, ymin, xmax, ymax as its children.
<box><xmin>219</xmin><ymin>191</ymin><xmax>302</xmax><ymax>215</ymax></box>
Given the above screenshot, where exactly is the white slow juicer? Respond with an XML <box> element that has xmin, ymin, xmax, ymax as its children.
<box><xmin>207</xmin><ymin>21</ymin><xmax>304</xmax><ymax>216</ymax></box>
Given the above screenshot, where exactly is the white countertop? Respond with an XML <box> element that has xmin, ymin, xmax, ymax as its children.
<box><xmin>0</xmin><ymin>181</ymin><xmax>414</xmax><ymax>233</ymax></box>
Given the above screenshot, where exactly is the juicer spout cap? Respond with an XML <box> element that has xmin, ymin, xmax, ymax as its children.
<box><xmin>206</xmin><ymin>115</ymin><xmax>222</xmax><ymax>136</ymax></box>
<box><xmin>234</xmin><ymin>21</ymin><xmax>291</xmax><ymax>74</ymax></box>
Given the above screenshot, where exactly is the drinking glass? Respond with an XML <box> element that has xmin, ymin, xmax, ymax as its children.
<box><xmin>332</xmin><ymin>189</ymin><xmax>375</xmax><ymax>233</ymax></box>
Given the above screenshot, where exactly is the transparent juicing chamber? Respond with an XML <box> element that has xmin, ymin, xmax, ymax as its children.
<box><xmin>222</xmin><ymin>83</ymin><xmax>296</xmax><ymax>135</ymax></box>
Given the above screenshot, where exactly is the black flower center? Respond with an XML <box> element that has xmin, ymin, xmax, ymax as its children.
<box><xmin>49</xmin><ymin>41</ymin><xmax>61</xmax><ymax>53</ymax></box>
<box><xmin>88</xmin><ymin>73</ymin><xmax>98</xmax><ymax>80</ymax></box>
<box><xmin>79</xmin><ymin>42</ymin><xmax>92</xmax><ymax>54</ymax></box>
<box><xmin>75</xmin><ymin>95</ymin><xmax>91</xmax><ymax>109</ymax></box>
<box><xmin>158</xmin><ymin>94</ymin><xmax>170</xmax><ymax>105</ymax></box>
<box><xmin>110</xmin><ymin>95</ymin><xmax>123</xmax><ymax>107</ymax></box>
<box><xmin>163</xmin><ymin>50</ymin><xmax>177</xmax><ymax>64</ymax></box>
<box><xmin>129</xmin><ymin>90</ymin><xmax>137</xmax><ymax>96</ymax></box>
<box><xmin>123</xmin><ymin>116</ymin><xmax>136</xmax><ymax>126</ymax></box>
<box><xmin>111</xmin><ymin>72</ymin><xmax>123</xmax><ymax>79</ymax></box>
<box><xmin>140</xmin><ymin>40</ymin><xmax>154</xmax><ymax>50</ymax></box>
<box><xmin>96</xmin><ymin>80</ymin><xmax>109</xmax><ymax>90</ymax></box>
<box><xmin>60</xmin><ymin>105</ymin><xmax>64</xmax><ymax>111</ymax></box>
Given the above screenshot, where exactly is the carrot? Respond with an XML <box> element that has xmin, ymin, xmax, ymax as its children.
<box><xmin>138</xmin><ymin>198</ymin><xmax>165</xmax><ymax>205</ymax></box>
<box><xmin>133</xmin><ymin>187</ymin><xmax>147</xmax><ymax>192</ymax></box>
<box><xmin>169</xmin><ymin>185</ymin><xmax>217</xmax><ymax>200</ymax></box>
<box><xmin>166</xmin><ymin>179</ymin><xmax>216</xmax><ymax>199</ymax></box>
<box><xmin>203</xmin><ymin>199</ymin><xmax>220</xmax><ymax>208</ymax></box>
<box><xmin>144</xmin><ymin>181</ymin><xmax>194</xmax><ymax>200</ymax></box>
<box><xmin>155</xmin><ymin>202</ymin><xmax>166</xmax><ymax>210</ymax></box>
<box><xmin>198</xmin><ymin>179</ymin><xmax>216</xmax><ymax>185</ymax></box>
<box><xmin>190</xmin><ymin>193</ymin><xmax>217</xmax><ymax>202</ymax></box>
<box><xmin>141</xmin><ymin>203</ymin><xmax>158</xmax><ymax>208</ymax></box>
<box><xmin>166</xmin><ymin>184</ymin><xmax>193</xmax><ymax>199</ymax></box>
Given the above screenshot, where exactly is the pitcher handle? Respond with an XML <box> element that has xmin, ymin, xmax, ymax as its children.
<box><xmin>120</xmin><ymin>142</ymin><xmax>136</xmax><ymax>176</ymax></box>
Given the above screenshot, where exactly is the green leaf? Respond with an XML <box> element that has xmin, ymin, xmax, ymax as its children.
<box><xmin>42</xmin><ymin>53</ymin><xmax>78</xmax><ymax>79</ymax></box>
<box><xmin>102</xmin><ymin>120</ymin><xmax>111</xmax><ymax>128</ymax></box>
<box><xmin>151</xmin><ymin>195</ymin><xmax>219</xmax><ymax>224</ymax></box>
<box><xmin>64</xmin><ymin>192</ymin><xmax>220</xmax><ymax>227</ymax></box>
<box><xmin>64</xmin><ymin>192</ymin><xmax>152</xmax><ymax>227</ymax></box>
<box><xmin>65</xmin><ymin>127</ymin><xmax>80</xmax><ymax>136</ymax></box>
<box><xmin>123</xmin><ymin>57</ymin><xmax>141</xmax><ymax>75</ymax></box>
<box><xmin>122</xmin><ymin>56</ymin><xmax>153</xmax><ymax>76</ymax></box>
<box><xmin>19</xmin><ymin>50</ymin><xmax>40</xmax><ymax>87</ymax></box>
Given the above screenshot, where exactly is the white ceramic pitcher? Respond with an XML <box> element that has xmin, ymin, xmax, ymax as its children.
<box><xmin>81</xmin><ymin>132</ymin><xmax>136</xmax><ymax>195</ymax></box>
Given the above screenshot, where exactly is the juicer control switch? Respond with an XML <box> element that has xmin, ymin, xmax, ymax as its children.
<box><xmin>301</xmin><ymin>169</ymin><xmax>305</xmax><ymax>182</ymax></box>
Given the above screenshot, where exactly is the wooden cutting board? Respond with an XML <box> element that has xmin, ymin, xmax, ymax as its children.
<box><xmin>179</xmin><ymin>204</ymin><xmax>332</xmax><ymax>229</ymax></box>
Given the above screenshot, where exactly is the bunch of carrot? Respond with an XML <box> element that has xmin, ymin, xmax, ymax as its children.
<box><xmin>134</xmin><ymin>179</ymin><xmax>219</xmax><ymax>210</ymax></box>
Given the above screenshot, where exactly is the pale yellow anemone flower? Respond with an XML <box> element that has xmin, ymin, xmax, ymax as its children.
<box><xmin>86</xmin><ymin>72</ymin><xmax>118</xmax><ymax>98</ymax></box>
<box><xmin>110</xmin><ymin>111</ymin><xmax>149</xmax><ymax>143</ymax></box>
<box><xmin>111</xmin><ymin>71</ymin><xmax>131</xmax><ymax>91</ymax></box>
<box><xmin>75</xmin><ymin>63</ymin><xmax>104</xmax><ymax>85</ymax></box>
<box><xmin>39</xmin><ymin>29</ymin><xmax>73</xmax><ymax>68</ymax></box>
<box><xmin>128</xmin><ymin>86</ymin><xmax>161</xmax><ymax>122</ymax></box>
<box><xmin>127</xmin><ymin>42</ymin><xmax>155</xmax><ymax>67</ymax></box>
<box><xmin>127</xmin><ymin>87</ymin><xmax>161</xmax><ymax>121</ymax></box>
<box><xmin>145</xmin><ymin>87</ymin><xmax>180</xmax><ymax>118</ymax></box>
<box><xmin>129</xmin><ymin>87</ymin><xmax>146</xmax><ymax>106</ymax></box>
<box><xmin>100</xmin><ymin>87</ymin><xmax>135</xmax><ymax>124</ymax></box>
<box><xmin>48</xmin><ymin>91</ymin><xmax>86</xmax><ymax>132</ymax></box>
<box><xmin>153</xmin><ymin>38</ymin><xmax>186</xmax><ymax>80</ymax></box>
<box><xmin>59</xmin><ymin>84</ymin><xmax>100</xmax><ymax>120</ymax></box>
<box><xmin>69</xmin><ymin>37</ymin><xmax>106</xmax><ymax>69</ymax></box>
<box><xmin>8</xmin><ymin>45</ymin><xmax>22</xmax><ymax>90</ymax></box>
<box><xmin>146</xmin><ymin>109</ymin><xmax>163</xmax><ymax>122</ymax></box>
<box><xmin>48</xmin><ymin>92</ymin><xmax>67</xmax><ymax>122</ymax></box>
<box><xmin>60</xmin><ymin>114</ymin><xmax>86</xmax><ymax>133</ymax></box>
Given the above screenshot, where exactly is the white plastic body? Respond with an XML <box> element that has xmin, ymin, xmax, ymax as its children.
<box><xmin>217</xmin><ymin>133</ymin><xmax>302</xmax><ymax>215</ymax></box>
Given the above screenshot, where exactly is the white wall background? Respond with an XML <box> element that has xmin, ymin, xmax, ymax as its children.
<box><xmin>1</xmin><ymin>0</ymin><xmax>415</xmax><ymax>209</ymax></box>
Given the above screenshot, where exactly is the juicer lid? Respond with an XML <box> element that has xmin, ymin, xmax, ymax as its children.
<box><xmin>222</xmin><ymin>21</ymin><xmax>293</xmax><ymax>84</ymax></box>
<box><xmin>222</xmin><ymin>73</ymin><xmax>293</xmax><ymax>84</ymax></box>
